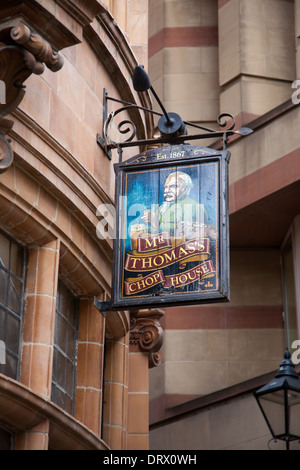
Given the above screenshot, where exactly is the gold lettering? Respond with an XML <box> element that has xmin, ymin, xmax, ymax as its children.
<box><xmin>192</xmin><ymin>239</ymin><xmax>205</xmax><ymax>251</ymax></box>
<box><xmin>186</xmin><ymin>241</ymin><xmax>196</xmax><ymax>253</ymax></box>
<box><xmin>129</xmin><ymin>283</ymin><xmax>137</xmax><ymax>292</ymax></box>
<box><xmin>187</xmin><ymin>270</ymin><xmax>198</xmax><ymax>281</ymax></box>
<box><xmin>164</xmin><ymin>249</ymin><xmax>177</xmax><ymax>263</ymax></box>
<box><xmin>179</xmin><ymin>274</ymin><xmax>188</xmax><ymax>284</ymax></box>
<box><xmin>201</xmin><ymin>263</ymin><xmax>210</xmax><ymax>274</ymax></box>
<box><xmin>178</xmin><ymin>247</ymin><xmax>188</xmax><ymax>258</ymax></box>
<box><xmin>130</xmin><ymin>257</ymin><xmax>139</xmax><ymax>269</ymax></box>
<box><xmin>145</xmin><ymin>237</ymin><xmax>158</xmax><ymax>249</ymax></box>
<box><xmin>153</xmin><ymin>255</ymin><xmax>165</xmax><ymax>267</ymax></box>
<box><xmin>145</xmin><ymin>277</ymin><xmax>154</xmax><ymax>286</ymax></box>
<box><xmin>144</xmin><ymin>233</ymin><xmax>167</xmax><ymax>249</ymax></box>
<box><xmin>136</xmin><ymin>279</ymin><xmax>146</xmax><ymax>290</ymax></box>
<box><xmin>198</xmin><ymin>241</ymin><xmax>205</xmax><ymax>251</ymax></box>
<box><xmin>141</xmin><ymin>257</ymin><xmax>153</xmax><ymax>269</ymax></box>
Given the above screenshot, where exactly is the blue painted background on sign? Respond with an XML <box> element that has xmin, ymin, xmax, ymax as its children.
<box><xmin>123</xmin><ymin>162</ymin><xmax>218</xmax><ymax>252</ymax></box>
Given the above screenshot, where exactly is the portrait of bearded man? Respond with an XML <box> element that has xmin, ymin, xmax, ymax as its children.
<box><xmin>141</xmin><ymin>171</ymin><xmax>215</xmax><ymax>240</ymax></box>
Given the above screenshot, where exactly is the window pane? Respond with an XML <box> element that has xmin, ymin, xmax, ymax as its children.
<box><xmin>0</xmin><ymin>270</ymin><xmax>8</xmax><ymax>304</ymax></box>
<box><xmin>66</xmin><ymin>359</ymin><xmax>74</xmax><ymax>395</ymax></box>
<box><xmin>59</xmin><ymin>283</ymin><xmax>69</xmax><ymax>317</ymax></box>
<box><xmin>56</xmin><ymin>314</ymin><xmax>67</xmax><ymax>350</ymax></box>
<box><xmin>55</xmin><ymin>349</ymin><xmax>66</xmax><ymax>386</ymax></box>
<box><xmin>52</xmin><ymin>384</ymin><xmax>65</xmax><ymax>409</ymax></box>
<box><xmin>0</xmin><ymin>232</ymin><xmax>10</xmax><ymax>270</ymax></box>
<box><xmin>6</xmin><ymin>313</ymin><xmax>20</xmax><ymax>355</ymax></box>
<box><xmin>0</xmin><ymin>307</ymin><xmax>5</xmax><ymax>341</ymax></box>
<box><xmin>51</xmin><ymin>280</ymin><xmax>78</xmax><ymax>415</ymax></box>
<box><xmin>0</xmin><ymin>231</ymin><xmax>26</xmax><ymax>381</ymax></box>
<box><xmin>64</xmin><ymin>395</ymin><xmax>72</xmax><ymax>415</ymax></box>
<box><xmin>8</xmin><ymin>278</ymin><xmax>22</xmax><ymax>313</ymax></box>
<box><xmin>0</xmin><ymin>426</ymin><xmax>12</xmax><ymax>450</ymax></box>
<box><xmin>0</xmin><ymin>353</ymin><xmax>17</xmax><ymax>379</ymax></box>
<box><xmin>67</xmin><ymin>296</ymin><xmax>76</xmax><ymax>325</ymax></box>
<box><xmin>10</xmin><ymin>242</ymin><xmax>23</xmax><ymax>278</ymax></box>
<box><xmin>66</xmin><ymin>325</ymin><xmax>75</xmax><ymax>359</ymax></box>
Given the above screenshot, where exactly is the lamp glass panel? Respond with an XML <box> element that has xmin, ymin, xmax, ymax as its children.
<box><xmin>288</xmin><ymin>398</ymin><xmax>300</xmax><ymax>437</ymax></box>
<box><xmin>259</xmin><ymin>389</ymin><xmax>300</xmax><ymax>439</ymax></box>
<box><xmin>281</xmin><ymin>235</ymin><xmax>297</xmax><ymax>349</ymax></box>
<box><xmin>259</xmin><ymin>391</ymin><xmax>285</xmax><ymax>438</ymax></box>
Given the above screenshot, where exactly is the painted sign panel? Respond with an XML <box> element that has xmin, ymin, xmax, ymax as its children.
<box><xmin>112</xmin><ymin>144</ymin><xmax>230</xmax><ymax>309</ymax></box>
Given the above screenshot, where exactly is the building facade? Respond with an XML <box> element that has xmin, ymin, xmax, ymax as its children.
<box><xmin>1</xmin><ymin>0</ymin><xmax>300</xmax><ymax>453</ymax></box>
<box><xmin>0</xmin><ymin>0</ymin><xmax>161</xmax><ymax>451</ymax></box>
<box><xmin>148</xmin><ymin>0</ymin><xmax>300</xmax><ymax>450</ymax></box>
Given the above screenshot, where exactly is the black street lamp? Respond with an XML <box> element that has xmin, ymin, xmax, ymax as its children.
<box><xmin>254</xmin><ymin>349</ymin><xmax>300</xmax><ymax>450</ymax></box>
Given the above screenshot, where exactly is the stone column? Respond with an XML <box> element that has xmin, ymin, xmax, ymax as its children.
<box><xmin>219</xmin><ymin>0</ymin><xmax>296</xmax><ymax>125</ymax></box>
<box><xmin>149</xmin><ymin>0</ymin><xmax>219</xmax><ymax>146</ymax></box>
<box><xmin>15</xmin><ymin>420</ymin><xmax>50</xmax><ymax>451</ymax></box>
<box><xmin>127</xmin><ymin>309</ymin><xmax>164</xmax><ymax>450</ymax></box>
<box><xmin>102</xmin><ymin>333</ymin><xmax>129</xmax><ymax>449</ymax></box>
<box><xmin>75</xmin><ymin>299</ymin><xmax>106</xmax><ymax>436</ymax></box>
<box><xmin>17</xmin><ymin>239</ymin><xmax>60</xmax><ymax>449</ymax></box>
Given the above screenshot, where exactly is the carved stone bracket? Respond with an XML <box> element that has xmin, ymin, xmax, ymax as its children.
<box><xmin>9</xmin><ymin>22</ymin><xmax>64</xmax><ymax>73</ymax></box>
<box><xmin>0</xmin><ymin>119</ymin><xmax>13</xmax><ymax>174</ymax></box>
<box><xmin>129</xmin><ymin>309</ymin><xmax>164</xmax><ymax>368</ymax></box>
<box><xmin>0</xmin><ymin>20</ymin><xmax>64</xmax><ymax>118</ymax></box>
<box><xmin>0</xmin><ymin>20</ymin><xmax>64</xmax><ymax>172</ymax></box>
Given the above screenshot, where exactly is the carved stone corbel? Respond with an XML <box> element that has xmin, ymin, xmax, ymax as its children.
<box><xmin>0</xmin><ymin>20</ymin><xmax>64</xmax><ymax>118</ymax></box>
<box><xmin>129</xmin><ymin>309</ymin><xmax>164</xmax><ymax>368</ymax></box>
<box><xmin>0</xmin><ymin>119</ymin><xmax>13</xmax><ymax>174</ymax></box>
<box><xmin>0</xmin><ymin>20</ymin><xmax>64</xmax><ymax>172</ymax></box>
<box><xmin>10</xmin><ymin>22</ymin><xmax>64</xmax><ymax>73</ymax></box>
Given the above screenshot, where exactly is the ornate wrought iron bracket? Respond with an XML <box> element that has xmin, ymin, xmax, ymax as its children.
<box><xmin>96</xmin><ymin>66</ymin><xmax>253</xmax><ymax>161</ymax></box>
<box><xmin>96</xmin><ymin>89</ymin><xmax>253</xmax><ymax>161</ymax></box>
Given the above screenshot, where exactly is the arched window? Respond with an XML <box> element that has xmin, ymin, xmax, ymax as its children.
<box><xmin>0</xmin><ymin>425</ymin><xmax>13</xmax><ymax>450</ymax></box>
<box><xmin>0</xmin><ymin>231</ymin><xmax>27</xmax><ymax>380</ymax></box>
<box><xmin>51</xmin><ymin>280</ymin><xmax>79</xmax><ymax>415</ymax></box>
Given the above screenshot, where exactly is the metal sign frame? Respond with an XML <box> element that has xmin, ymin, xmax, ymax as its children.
<box><xmin>111</xmin><ymin>143</ymin><xmax>231</xmax><ymax>310</ymax></box>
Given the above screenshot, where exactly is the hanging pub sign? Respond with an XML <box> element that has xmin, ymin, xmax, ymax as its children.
<box><xmin>111</xmin><ymin>144</ymin><xmax>230</xmax><ymax>309</ymax></box>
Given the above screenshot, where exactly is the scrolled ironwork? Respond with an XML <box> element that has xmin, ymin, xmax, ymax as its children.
<box><xmin>103</xmin><ymin>109</ymin><xmax>137</xmax><ymax>147</ymax></box>
<box><xmin>117</xmin><ymin>119</ymin><xmax>137</xmax><ymax>143</ymax></box>
<box><xmin>217</xmin><ymin>112</ymin><xmax>236</xmax><ymax>131</ymax></box>
<box><xmin>97</xmin><ymin>89</ymin><xmax>253</xmax><ymax>159</ymax></box>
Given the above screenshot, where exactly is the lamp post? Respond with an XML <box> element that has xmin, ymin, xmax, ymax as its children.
<box><xmin>254</xmin><ymin>349</ymin><xmax>300</xmax><ymax>450</ymax></box>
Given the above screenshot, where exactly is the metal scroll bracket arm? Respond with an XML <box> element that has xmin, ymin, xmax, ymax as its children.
<box><xmin>94</xmin><ymin>297</ymin><xmax>131</xmax><ymax>319</ymax></box>
<box><xmin>94</xmin><ymin>297</ymin><xmax>114</xmax><ymax>318</ymax></box>
<box><xmin>96</xmin><ymin>65</ymin><xmax>254</xmax><ymax>160</ymax></box>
